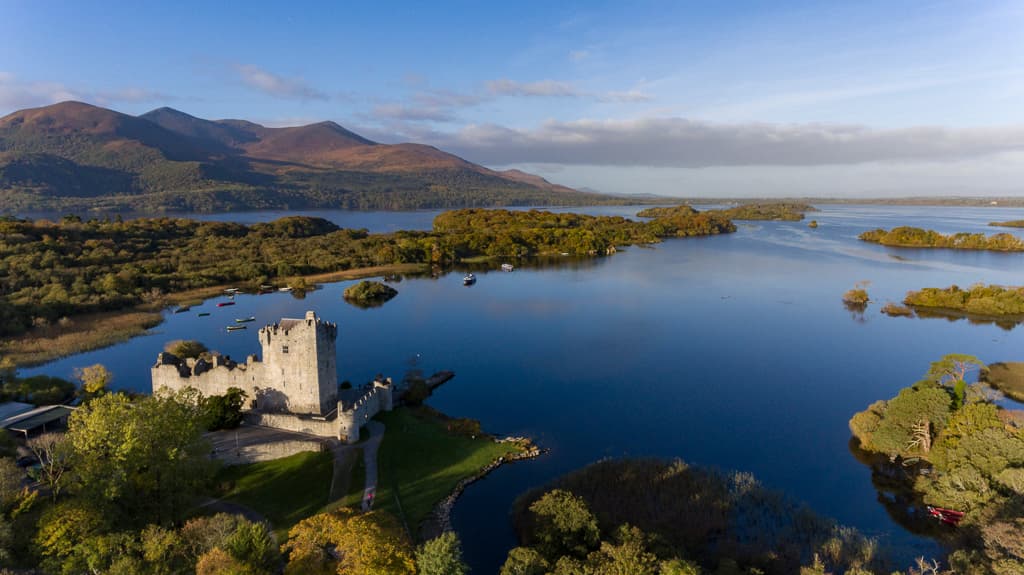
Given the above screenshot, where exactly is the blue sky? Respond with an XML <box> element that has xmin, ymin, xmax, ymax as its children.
<box><xmin>3</xmin><ymin>0</ymin><xmax>1024</xmax><ymax>197</ymax></box>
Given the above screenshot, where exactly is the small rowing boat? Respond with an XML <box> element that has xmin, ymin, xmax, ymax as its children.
<box><xmin>235</xmin><ymin>316</ymin><xmax>255</xmax><ymax>323</ymax></box>
<box><xmin>217</xmin><ymin>301</ymin><xmax>235</xmax><ymax>307</ymax></box>
<box><xmin>198</xmin><ymin>312</ymin><xmax>210</xmax><ymax>317</ymax></box>
<box><xmin>927</xmin><ymin>506</ymin><xmax>964</xmax><ymax>526</ymax></box>
<box><xmin>226</xmin><ymin>325</ymin><xmax>247</xmax><ymax>332</ymax></box>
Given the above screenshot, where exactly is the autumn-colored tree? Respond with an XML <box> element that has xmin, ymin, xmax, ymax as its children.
<box><xmin>282</xmin><ymin>509</ymin><xmax>415</xmax><ymax>575</ymax></box>
<box><xmin>74</xmin><ymin>363</ymin><xmax>113</xmax><ymax>397</ymax></box>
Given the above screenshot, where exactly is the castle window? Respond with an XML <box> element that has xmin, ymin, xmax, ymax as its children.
<box><xmin>282</xmin><ymin>345</ymin><xmax>289</xmax><ymax>354</ymax></box>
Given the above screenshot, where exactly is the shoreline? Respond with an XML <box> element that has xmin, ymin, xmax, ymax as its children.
<box><xmin>2</xmin><ymin>262</ymin><xmax>429</xmax><ymax>368</ymax></box>
<box><xmin>418</xmin><ymin>436</ymin><xmax>543</xmax><ymax>541</ymax></box>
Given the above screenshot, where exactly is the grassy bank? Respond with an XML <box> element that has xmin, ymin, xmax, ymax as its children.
<box><xmin>0</xmin><ymin>309</ymin><xmax>163</xmax><ymax>367</ymax></box>
<box><xmin>375</xmin><ymin>406</ymin><xmax>524</xmax><ymax>532</ymax></box>
<box><xmin>215</xmin><ymin>450</ymin><xmax>334</xmax><ymax>539</ymax></box>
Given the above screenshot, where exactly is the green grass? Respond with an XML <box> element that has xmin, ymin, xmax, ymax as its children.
<box><xmin>375</xmin><ymin>406</ymin><xmax>523</xmax><ymax>530</ymax></box>
<box><xmin>216</xmin><ymin>450</ymin><xmax>334</xmax><ymax>538</ymax></box>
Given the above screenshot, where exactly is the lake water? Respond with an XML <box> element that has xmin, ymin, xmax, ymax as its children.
<box><xmin>22</xmin><ymin>204</ymin><xmax>1024</xmax><ymax>572</ymax></box>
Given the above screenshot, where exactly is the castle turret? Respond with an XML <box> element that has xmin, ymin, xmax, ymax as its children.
<box><xmin>258</xmin><ymin>310</ymin><xmax>338</xmax><ymax>415</ymax></box>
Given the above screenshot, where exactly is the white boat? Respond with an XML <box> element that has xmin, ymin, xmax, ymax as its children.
<box><xmin>463</xmin><ymin>273</ymin><xmax>476</xmax><ymax>285</ymax></box>
<box><xmin>278</xmin><ymin>287</ymin><xmax>293</xmax><ymax>292</ymax></box>
<box><xmin>501</xmin><ymin>263</ymin><xmax>514</xmax><ymax>272</ymax></box>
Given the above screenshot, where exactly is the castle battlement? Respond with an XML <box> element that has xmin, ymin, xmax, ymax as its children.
<box><xmin>151</xmin><ymin>310</ymin><xmax>391</xmax><ymax>444</ymax></box>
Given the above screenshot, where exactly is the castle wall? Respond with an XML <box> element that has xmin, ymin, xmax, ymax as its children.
<box><xmin>212</xmin><ymin>437</ymin><xmax>327</xmax><ymax>465</ymax></box>
<box><xmin>337</xmin><ymin>381</ymin><xmax>393</xmax><ymax>444</ymax></box>
<box><xmin>245</xmin><ymin>412</ymin><xmax>340</xmax><ymax>438</ymax></box>
<box><xmin>151</xmin><ymin>355</ymin><xmax>270</xmax><ymax>408</ymax></box>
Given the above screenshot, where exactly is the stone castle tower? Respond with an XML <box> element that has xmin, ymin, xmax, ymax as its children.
<box><xmin>152</xmin><ymin>310</ymin><xmax>392</xmax><ymax>443</ymax></box>
<box><xmin>257</xmin><ymin>311</ymin><xmax>338</xmax><ymax>415</ymax></box>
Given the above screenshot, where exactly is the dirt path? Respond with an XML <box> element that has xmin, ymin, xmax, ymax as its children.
<box><xmin>360</xmin><ymin>420</ymin><xmax>385</xmax><ymax>511</ymax></box>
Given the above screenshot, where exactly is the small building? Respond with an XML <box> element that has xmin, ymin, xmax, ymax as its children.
<box><xmin>1</xmin><ymin>404</ymin><xmax>75</xmax><ymax>438</ymax></box>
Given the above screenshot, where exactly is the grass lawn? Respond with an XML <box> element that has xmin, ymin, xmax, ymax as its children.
<box><xmin>983</xmin><ymin>362</ymin><xmax>1024</xmax><ymax>402</ymax></box>
<box><xmin>375</xmin><ymin>406</ymin><xmax>524</xmax><ymax>530</ymax></box>
<box><xmin>216</xmin><ymin>450</ymin><xmax>334</xmax><ymax>538</ymax></box>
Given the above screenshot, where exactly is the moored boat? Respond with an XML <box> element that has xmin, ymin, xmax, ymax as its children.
<box><xmin>235</xmin><ymin>316</ymin><xmax>255</xmax><ymax>323</ymax></box>
<box><xmin>198</xmin><ymin>312</ymin><xmax>210</xmax><ymax>317</ymax></box>
<box><xmin>463</xmin><ymin>273</ymin><xmax>476</xmax><ymax>285</ymax></box>
<box><xmin>217</xmin><ymin>301</ymin><xmax>235</xmax><ymax>307</ymax></box>
<box><xmin>501</xmin><ymin>263</ymin><xmax>514</xmax><ymax>272</ymax></box>
<box><xmin>174</xmin><ymin>306</ymin><xmax>191</xmax><ymax>313</ymax></box>
<box><xmin>226</xmin><ymin>325</ymin><xmax>247</xmax><ymax>331</ymax></box>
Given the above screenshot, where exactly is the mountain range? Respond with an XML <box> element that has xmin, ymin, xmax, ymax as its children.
<box><xmin>0</xmin><ymin>101</ymin><xmax>622</xmax><ymax>212</ymax></box>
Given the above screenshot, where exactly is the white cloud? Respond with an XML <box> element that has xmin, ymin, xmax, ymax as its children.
<box><xmin>598</xmin><ymin>90</ymin><xmax>653</xmax><ymax>103</ymax></box>
<box><xmin>486</xmin><ymin>78</ymin><xmax>579</xmax><ymax>97</ymax></box>
<box><xmin>371</xmin><ymin>104</ymin><xmax>454</xmax><ymax>123</ymax></box>
<box><xmin>233</xmin><ymin>64</ymin><xmax>327</xmax><ymax>100</ymax></box>
<box><xmin>0</xmin><ymin>72</ymin><xmax>171</xmax><ymax>112</ymax></box>
<box><xmin>424</xmin><ymin>117</ymin><xmax>1024</xmax><ymax>167</ymax></box>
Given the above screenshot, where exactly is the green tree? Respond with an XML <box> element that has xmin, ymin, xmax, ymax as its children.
<box><xmin>925</xmin><ymin>354</ymin><xmax>983</xmax><ymax>409</ymax></box>
<box><xmin>0</xmin><ymin>458</ymin><xmax>23</xmax><ymax>512</ymax></box>
<box><xmin>416</xmin><ymin>532</ymin><xmax>469</xmax><ymax>575</ymax></box>
<box><xmin>527</xmin><ymin>489</ymin><xmax>601</xmax><ymax>560</ymax></box>
<box><xmin>204</xmin><ymin>387</ymin><xmax>247</xmax><ymax>430</ymax></box>
<box><xmin>501</xmin><ymin>547</ymin><xmax>550</xmax><ymax>575</ymax></box>
<box><xmin>66</xmin><ymin>390</ymin><xmax>213</xmax><ymax>525</ymax></box>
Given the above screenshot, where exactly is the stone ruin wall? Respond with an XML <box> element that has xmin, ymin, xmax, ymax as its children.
<box><xmin>151</xmin><ymin>353</ymin><xmax>278</xmax><ymax>409</ymax></box>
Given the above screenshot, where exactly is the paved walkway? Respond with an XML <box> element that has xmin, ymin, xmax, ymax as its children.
<box><xmin>360</xmin><ymin>420</ymin><xmax>385</xmax><ymax>511</ymax></box>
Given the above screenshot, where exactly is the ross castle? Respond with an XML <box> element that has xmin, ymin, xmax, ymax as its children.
<box><xmin>151</xmin><ymin>311</ymin><xmax>391</xmax><ymax>444</ymax></box>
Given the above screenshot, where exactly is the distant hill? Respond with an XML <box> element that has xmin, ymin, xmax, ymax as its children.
<box><xmin>0</xmin><ymin>101</ymin><xmax>630</xmax><ymax>212</ymax></box>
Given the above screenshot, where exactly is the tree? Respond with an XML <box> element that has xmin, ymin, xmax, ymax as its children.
<box><xmin>416</xmin><ymin>532</ymin><xmax>468</xmax><ymax>575</ymax></box>
<box><xmin>500</xmin><ymin>547</ymin><xmax>549</xmax><ymax>575</ymax></box>
<box><xmin>196</xmin><ymin>547</ymin><xmax>257</xmax><ymax>575</ymax></box>
<box><xmin>165</xmin><ymin>340</ymin><xmax>209</xmax><ymax>359</ymax></box>
<box><xmin>34</xmin><ymin>500</ymin><xmax>107</xmax><ymax>573</ymax></box>
<box><xmin>282</xmin><ymin>509</ymin><xmax>415</xmax><ymax>575</ymax></box>
<box><xmin>527</xmin><ymin>489</ymin><xmax>601</xmax><ymax>560</ymax></box>
<box><xmin>204</xmin><ymin>387</ymin><xmax>247</xmax><ymax>430</ymax></box>
<box><xmin>74</xmin><ymin>363</ymin><xmax>113</xmax><ymax>398</ymax></box>
<box><xmin>66</xmin><ymin>390</ymin><xmax>213</xmax><ymax>525</ymax></box>
<box><xmin>27</xmin><ymin>433</ymin><xmax>69</xmax><ymax>500</ymax></box>
<box><xmin>0</xmin><ymin>458</ymin><xmax>23</xmax><ymax>512</ymax></box>
<box><xmin>926</xmin><ymin>354</ymin><xmax>983</xmax><ymax>409</ymax></box>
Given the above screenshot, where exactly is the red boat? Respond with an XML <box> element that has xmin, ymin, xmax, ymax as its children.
<box><xmin>217</xmin><ymin>301</ymin><xmax>235</xmax><ymax>307</ymax></box>
<box><xmin>927</xmin><ymin>506</ymin><xmax>964</xmax><ymax>526</ymax></box>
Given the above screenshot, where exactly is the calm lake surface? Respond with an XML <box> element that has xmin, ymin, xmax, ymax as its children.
<box><xmin>23</xmin><ymin>204</ymin><xmax>1024</xmax><ymax>572</ymax></box>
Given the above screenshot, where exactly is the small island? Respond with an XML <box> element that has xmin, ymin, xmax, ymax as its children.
<box><xmin>980</xmin><ymin>362</ymin><xmax>1024</xmax><ymax>402</ymax></box>
<box><xmin>988</xmin><ymin>220</ymin><xmax>1024</xmax><ymax>228</ymax></box>
<box><xmin>848</xmin><ymin>354</ymin><xmax>1024</xmax><ymax>573</ymax></box>
<box><xmin>638</xmin><ymin>202</ymin><xmax>815</xmax><ymax>222</ymax></box>
<box><xmin>343</xmin><ymin>280</ymin><xmax>398</xmax><ymax>307</ymax></box>
<box><xmin>859</xmin><ymin>226</ymin><xmax>1024</xmax><ymax>251</ymax></box>
<box><xmin>903</xmin><ymin>284</ymin><xmax>1024</xmax><ymax>318</ymax></box>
